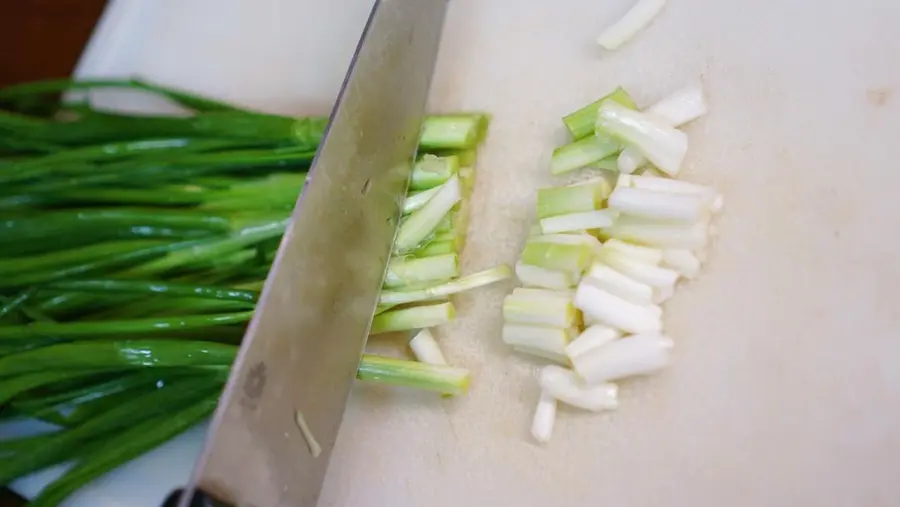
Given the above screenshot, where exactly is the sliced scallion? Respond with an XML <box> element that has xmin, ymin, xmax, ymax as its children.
<box><xmin>370</xmin><ymin>302</ymin><xmax>455</xmax><ymax>335</ymax></box>
<box><xmin>357</xmin><ymin>354</ymin><xmax>470</xmax><ymax>396</ymax></box>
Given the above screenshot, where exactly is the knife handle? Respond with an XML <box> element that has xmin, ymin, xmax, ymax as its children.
<box><xmin>161</xmin><ymin>488</ymin><xmax>233</xmax><ymax>507</ymax></box>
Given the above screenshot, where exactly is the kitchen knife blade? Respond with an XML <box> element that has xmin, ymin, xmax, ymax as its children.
<box><xmin>174</xmin><ymin>1</ymin><xmax>449</xmax><ymax>506</ymax></box>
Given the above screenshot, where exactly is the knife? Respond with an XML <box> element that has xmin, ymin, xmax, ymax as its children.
<box><xmin>165</xmin><ymin>1</ymin><xmax>449</xmax><ymax>506</ymax></box>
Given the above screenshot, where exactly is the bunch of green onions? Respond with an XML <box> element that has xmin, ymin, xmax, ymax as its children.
<box><xmin>0</xmin><ymin>78</ymin><xmax>507</xmax><ymax>506</ymax></box>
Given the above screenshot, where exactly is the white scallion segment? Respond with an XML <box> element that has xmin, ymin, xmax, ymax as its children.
<box><xmin>502</xmin><ymin>325</ymin><xmax>570</xmax><ymax>356</ymax></box>
<box><xmin>520</xmin><ymin>242</ymin><xmax>594</xmax><ymax>278</ymax></box>
<box><xmin>402</xmin><ymin>186</ymin><xmax>441</xmax><ymax>214</ymax></box>
<box><xmin>596</xmin><ymin>101</ymin><xmax>687</xmax><ymax>177</ymax></box>
<box><xmin>513</xmin><ymin>345</ymin><xmax>571</xmax><ymax>365</ymax></box>
<box><xmin>619</xmin><ymin>173</ymin><xmax>719</xmax><ymax>210</ymax></box>
<box><xmin>539</xmin><ymin>365</ymin><xmax>619</xmax><ymax>412</ymax></box>
<box><xmin>394</xmin><ymin>175</ymin><xmax>461</xmax><ymax>254</ymax></box>
<box><xmin>603</xmin><ymin>238</ymin><xmax>662</xmax><ymax>264</ymax></box>
<box><xmin>512</xmin><ymin>287</ymin><xmax>575</xmax><ymax>300</ymax></box>
<box><xmin>294</xmin><ymin>410</ymin><xmax>322</xmax><ymax>458</ymax></box>
<box><xmin>608</xmin><ymin>186</ymin><xmax>707</xmax><ymax>223</ymax></box>
<box><xmin>539</xmin><ymin>210</ymin><xmax>617</xmax><ymax>234</ymax></box>
<box><xmin>383</xmin><ymin>254</ymin><xmax>459</xmax><ymax>288</ymax></box>
<box><xmin>614</xmin><ymin>82</ymin><xmax>709</xmax><ymax>172</ymax></box>
<box><xmin>550</xmin><ymin>135</ymin><xmax>621</xmax><ymax>175</ymax></box>
<box><xmin>598</xmin><ymin>247</ymin><xmax>680</xmax><ymax>287</ymax></box>
<box><xmin>410</xmin><ymin>155</ymin><xmax>459</xmax><ymax>190</ymax></box>
<box><xmin>646</xmin><ymin>82</ymin><xmax>708</xmax><ymax>127</ymax></box>
<box><xmin>409</xmin><ymin>328</ymin><xmax>448</xmax><ymax>365</ymax></box>
<box><xmin>653</xmin><ymin>283</ymin><xmax>675</xmax><ymax>304</ymax></box>
<box><xmin>617</xmin><ymin>147</ymin><xmax>644</xmax><ymax>174</ymax></box>
<box><xmin>571</xmin><ymin>332</ymin><xmax>673</xmax><ymax>384</ymax></box>
<box><xmin>531</xmin><ymin>233</ymin><xmax>604</xmax><ymax>254</ymax></box>
<box><xmin>662</xmin><ymin>249</ymin><xmax>702</xmax><ymax>279</ymax></box>
<box><xmin>596</xmin><ymin>0</ymin><xmax>667</xmax><ymax>50</ymax></box>
<box><xmin>585</xmin><ymin>262</ymin><xmax>654</xmax><ymax>305</ymax></box>
<box><xmin>574</xmin><ymin>282</ymin><xmax>662</xmax><ymax>334</ymax></box>
<box><xmin>531</xmin><ymin>392</ymin><xmax>558</xmax><ymax>444</ymax></box>
<box><xmin>601</xmin><ymin>221</ymin><xmax>708</xmax><ymax>249</ymax></box>
<box><xmin>565</xmin><ymin>324</ymin><xmax>622</xmax><ymax>358</ymax></box>
<box><xmin>515</xmin><ymin>262</ymin><xmax>577</xmax><ymax>290</ymax></box>
<box><xmin>611</xmin><ymin>212</ymin><xmax>711</xmax><ymax>229</ymax></box>
<box><xmin>503</xmin><ymin>295</ymin><xmax>576</xmax><ymax>328</ymax></box>
<box><xmin>379</xmin><ymin>265</ymin><xmax>512</xmax><ymax>305</ymax></box>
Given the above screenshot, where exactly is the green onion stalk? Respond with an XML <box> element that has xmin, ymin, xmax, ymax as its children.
<box><xmin>0</xmin><ymin>78</ymin><xmax>507</xmax><ymax>506</ymax></box>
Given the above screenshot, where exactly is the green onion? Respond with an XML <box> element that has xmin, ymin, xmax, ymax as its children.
<box><xmin>357</xmin><ymin>354</ymin><xmax>470</xmax><ymax>396</ymax></box>
<box><xmin>562</xmin><ymin>87</ymin><xmax>636</xmax><ymax>140</ymax></box>
<box><xmin>409</xmin><ymin>155</ymin><xmax>459</xmax><ymax>190</ymax></box>
<box><xmin>502</xmin><ymin>294</ymin><xmax>577</xmax><ymax>328</ymax></box>
<box><xmin>379</xmin><ymin>266</ymin><xmax>511</xmax><ymax>305</ymax></box>
<box><xmin>550</xmin><ymin>134</ymin><xmax>621</xmax><ymax>175</ymax></box>
<box><xmin>394</xmin><ymin>175</ymin><xmax>461</xmax><ymax>254</ymax></box>
<box><xmin>520</xmin><ymin>241</ymin><xmax>593</xmax><ymax>276</ymax></box>
<box><xmin>383</xmin><ymin>254</ymin><xmax>460</xmax><ymax>288</ymax></box>
<box><xmin>418</xmin><ymin>114</ymin><xmax>489</xmax><ymax>150</ymax></box>
<box><xmin>370</xmin><ymin>302</ymin><xmax>456</xmax><ymax>335</ymax></box>
<box><xmin>537</xmin><ymin>181</ymin><xmax>610</xmax><ymax>218</ymax></box>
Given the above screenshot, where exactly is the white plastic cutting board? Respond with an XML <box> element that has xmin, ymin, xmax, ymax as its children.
<box><xmin>6</xmin><ymin>0</ymin><xmax>900</xmax><ymax>505</ymax></box>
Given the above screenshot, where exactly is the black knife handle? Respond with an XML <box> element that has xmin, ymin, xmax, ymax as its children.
<box><xmin>162</xmin><ymin>488</ymin><xmax>234</xmax><ymax>507</ymax></box>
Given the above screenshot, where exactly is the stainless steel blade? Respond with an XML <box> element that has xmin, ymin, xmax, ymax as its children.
<box><xmin>177</xmin><ymin>1</ymin><xmax>448</xmax><ymax>506</ymax></box>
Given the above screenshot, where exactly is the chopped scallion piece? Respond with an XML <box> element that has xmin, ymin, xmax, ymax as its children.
<box><xmin>410</xmin><ymin>155</ymin><xmax>459</xmax><ymax>190</ymax></box>
<box><xmin>565</xmin><ymin>324</ymin><xmax>622</xmax><ymax>359</ymax></box>
<box><xmin>520</xmin><ymin>242</ymin><xmax>593</xmax><ymax>277</ymax></box>
<box><xmin>597</xmin><ymin>247</ymin><xmax>679</xmax><ymax>287</ymax></box>
<box><xmin>531</xmin><ymin>392</ymin><xmax>557</xmax><ymax>443</ymax></box>
<box><xmin>403</xmin><ymin>186</ymin><xmax>441</xmax><ymax>215</ymax></box>
<box><xmin>413</xmin><ymin>239</ymin><xmax>456</xmax><ymax>257</ymax></box>
<box><xmin>596</xmin><ymin>102</ymin><xmax>687</xmax><ymax>177</ymax></box>
<box><xmin>661</xmin><ymin>249</ymin><xmax>701</xmax><ymax>279</ymax></box>
<box><xmin>574</xmin><ymin>281</ymin><xmax>661</xmax><ymax>334</ymax></box>
<box><xmin>600</xmin><ymin>220</ymin><xmax>708</xmax><ymax>249</ymax></box>
<box><xmin>513</xmin><ymin>346</ymin><xmax>570</xmax><ymax>365</ymax></box>
<box><xmin>514</xmin><ymin>262</ymin><xmax>577</xmax><ymax>290</ymax></box>
<box><xmin>570</xmin><ymin>333</ymin><xmax>673</xmax><ymax>384</ymax></box>
<box><xmin>408</xmin><ymin>328</ymin><xmax>448</xmax><ymax>365</ymax></box>
<box><xmin>539</xmin><ymin>365</ymin><xmax>618</xmax><ymax>412</ymax></box>
<box><xmin>602</xmin><ymin>238</ymin><xmax>663</xmax><ymax>265</ymax></box>
<box><xmin>418</xmin><ymin>114</ymin><xmax>489</xmax><ymax>150</ymax></box>
<box><xmin>539</xmin><ymin>210</ymin><xmax>617</xmax><ymax>234</ymax></box>
<box><xmin>502</xmin><ymin>295</ymin><xmax>577</xmax><ymax>328</ymax></box>
<box><xmin>501</xmin><ymin>324</ymin><xmax>570</xmax><ymax>355</ymax></box>
<box><xmin>596</xmin><ymin>0</ymin><xmax>667</xmax><ymax>50</ymax></box>
<box><xmin>563</xmin><ymin>87</ymin><xmax>637</xmax><ymax>139</ymax></box>
<box><xmin>550</xmin><ymin>134</ymin><xmax>621</xmax><ymax>175</ymax></box>
<box><xmin>357</xmin><ymin>354</ymin><xmax>470</xmax><ymax>396</ymax></box>
<box><xmin>370</xmin><ymin>302</ymin><xmax>455</xmax><ymax>335</ymax></box>
<box><xmin>383</xmin><ymin>254</ymin><xmax>459</xmax><ymax>289</ymax></box>
<box><xmin>379</xmin><ymin>266</ymin><xmax>511</xmax><ymax>305</ymax></box>
<box><xmin>585</xmin><ymin>262</ymin><xmax>655</xmax><ymax>305</ymax></box>
<box><xmin>394</xmin><ymin>175</ymin><xmax>461</xmax><ymax>254</ymax></box>
<box><xmin>537</xmin><ymin>181</ymin><xmax>610</xmax><ymax>218</ymax></box>
<box><xmin>608</xmin><ymin>186</ymin><xmax>706</xmax><ymax>223</ymax></box>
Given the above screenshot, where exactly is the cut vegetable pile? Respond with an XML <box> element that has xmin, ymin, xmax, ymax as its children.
<box><xmin>0</xmin><ymin>79</ymin><xmax>509</xmax><ymax>506</ymax></box>
<box><xmin>502</xmin><ymin>81</ymin><xmax>722</xmax><ymax>443</ymax></box>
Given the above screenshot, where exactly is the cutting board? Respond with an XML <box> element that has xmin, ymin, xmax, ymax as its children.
<box><xmin>7</xmin><ymin>0</ymin><xmax>900</xmax><ymax>505</ymax></box>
